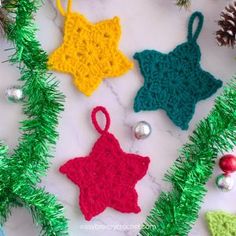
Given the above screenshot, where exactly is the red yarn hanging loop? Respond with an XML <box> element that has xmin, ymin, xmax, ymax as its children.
<box><xmin>91</xmin><ymin>106</ymin><xmax>111</xmax><ymax>134</ymax></box>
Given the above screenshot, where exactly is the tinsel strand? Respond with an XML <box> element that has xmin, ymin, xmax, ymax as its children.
<box><xmin>140</xmin><ymin>78</ymin><xmax>236</xmax><ymax>236</ymax></box>
<box><xmin>176</xmin><ymin>0</ymin><xmax>191</xmax><ymax>8</ymax></box>
<box><xmin>0</xmin><ymin>0</ymin><xmax>68</xmax><ymax>235</ymax></box>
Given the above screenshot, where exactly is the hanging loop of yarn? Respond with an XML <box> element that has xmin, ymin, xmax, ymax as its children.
<box><xmin>187</xmin><ymin>11</ymin><xmax>204</xmax><ymax>42</ymax></box>
<box><xmin>91</xmin><ymin>106</ymin><xmax>111</xmax><ymax>134</ymax></box>
<box><xmin>56</xmin><ymin>0</ymin><xmax>72</xmax><ymax>16</ymax></box>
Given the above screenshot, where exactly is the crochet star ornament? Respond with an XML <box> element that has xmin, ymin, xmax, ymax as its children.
<box><xmin>60</xmin><ymin>106</ymin><xmax>150</xmax><ymax>221</ymax></box>
<box><xmin>48</xmin><ymin>0</ymin><xmax>133</xmax><ymax>96</ymax></box>
<box><xmin>134</xmin><ymin>12</ymin><xmax>222</xmax><ymax>130</ymax></box>
<box><xmin>206</xmin><ymin>211</ymin><xmax>236</xmax><ymax>236</ymax></box>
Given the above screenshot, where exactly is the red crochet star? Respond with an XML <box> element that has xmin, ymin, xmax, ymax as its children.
<box><xmin>59</xmin><ymin>106</ymin><xmax>150</xmax><ymax>221</ymax></box>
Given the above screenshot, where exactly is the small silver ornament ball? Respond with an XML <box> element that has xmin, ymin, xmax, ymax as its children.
<box><xmin>5</xmin><ymin>86</ymin><xmax>24</xmax><ymax>103</ymax></box>
<box><xmin>216</xmin><ymin>174</ymin><xmax>234</xmax><ymax>192</ymax></box>
<box><xmin>133</xmin><ymin>121</ymin><xmax>152</xmax><ymax>140</ymax></box>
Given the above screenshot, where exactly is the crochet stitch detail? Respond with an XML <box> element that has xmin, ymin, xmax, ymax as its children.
<box><xmin>206</xmin><ymin>211</ymin><xmax>236</xmax><ymax>236</ymax></box>
<box><xmin>59</xmin><ymin>106</ymin><xmax>150</xmax><ymax>221</ymax></box>
<box><xmin>133</xmin><ymin>12</ymin><xmax>222</xmax><ymax>130</ymax></box>
<box><xmin>48</xmin><ymin>0</ymin><xmax>133</xmax><ymax>96</ymax></box>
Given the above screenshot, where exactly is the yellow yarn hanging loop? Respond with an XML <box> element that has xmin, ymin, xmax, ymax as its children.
<box><xmin>56</xmin><ymin>0</ymin><xmax>72</xmax><ymax>16</ymax></box>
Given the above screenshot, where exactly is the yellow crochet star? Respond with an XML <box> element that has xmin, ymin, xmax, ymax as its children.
<box><xmin>48</xmin><ymin>3</ymin><xmax>133</xmax><ymax>96</ymax></box>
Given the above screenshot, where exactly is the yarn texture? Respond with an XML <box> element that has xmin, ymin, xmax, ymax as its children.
<box><xmin>48</xmin><ymin>0</ymin><xmax>133</xmax><ymax>96</ymax></box>
<box><xmin>206</xmin><ymin>211</ymin><xmax>236</xmax><ymax>236</ymax></box>
<box><xmin>59</xmin><ymin>106</ymin><xmax>150</xmax><ymax>221</ymax></box>
<box><xmin>134</xmin><ymin>12</ymin><xmax>222</xmax><ymax>130</ymax></box>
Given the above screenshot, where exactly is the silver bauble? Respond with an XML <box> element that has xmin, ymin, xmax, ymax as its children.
<box><xmin>5</xmin><ymin>86</ymin><xmax>24</xmax><ymax>103</ymax></box>
<box><xmin>133</xmin><ymin>121</ymin><xmax>152</xmax><ymax>140</ymax></box>
<box><xmin>216</xmin><ymin>174</ymin><xmax>234</xmax><ymax>192</ymax></box>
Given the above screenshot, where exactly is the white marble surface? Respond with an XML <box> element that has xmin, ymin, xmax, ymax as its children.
<box><xmin>1</xmin><ymin>0</ymin><xmax>236</xmax><ymax>235</ymax></box>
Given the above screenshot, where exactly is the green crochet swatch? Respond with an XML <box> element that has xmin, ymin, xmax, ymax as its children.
<box><xmin>134</xmin><ymin>12</ymin><xmax>222</xmax><ymax>130</ymax></box>
<box><xmin>206</xmin><ymin>211</ymin><xmax>236</xmax><ymax>236</ymax></box>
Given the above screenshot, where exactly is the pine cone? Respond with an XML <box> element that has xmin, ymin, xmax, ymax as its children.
<box><xmin>0</xmin><ymin>0</ymin><xmax>14</xmax><ymax>35</ymax></box>
<box><xmin>216</xmin><ymin>1</ymin><xmax>236</xmax><ymax>47</ymax></box>
<box><xmin>0</xmin><ymin>9</ymin><xmax>10</xmax><ymax>33</ymax></box>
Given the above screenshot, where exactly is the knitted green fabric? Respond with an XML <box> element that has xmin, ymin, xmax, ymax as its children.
<box><xmin>134</xmin><ymin>12</ymin><xmax>222</xmax><ymax>130</ymax></box>
<box><xmin>206</xmin><ymin>211</ymin><xmax>236</xmax><ymax>236</ymax></box>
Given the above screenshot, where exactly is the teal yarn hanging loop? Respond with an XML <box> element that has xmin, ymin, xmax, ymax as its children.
<box><xmin>187</xmin><ymin>11</ymin><xmax>204</xmax><ymax>42</ymax></box>
<box><xmin>133</xmin><ymin>11</ymin><xmax>222</xmax><ymax>130</ymax></box>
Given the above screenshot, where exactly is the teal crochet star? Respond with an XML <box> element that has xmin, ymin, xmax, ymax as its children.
<box><xmin>134</xmin><ymin>12</ymin><xmax>222</xmax><ymax>130</ymax></box>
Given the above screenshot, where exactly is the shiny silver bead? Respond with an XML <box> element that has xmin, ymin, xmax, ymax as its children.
<box><xmin>5</xmin><ymin>86</ymin><xmax>24</xmax><ymax>103</ymax></box>
<box><xmin>216</xmin><ymin>174</ymin><xmax>234</xmax><ymax>192</ymax></box>
<box><xmin>133</xmin><ymin>121</ymin><xmax>152</xmax><ymax>140</ymax></box>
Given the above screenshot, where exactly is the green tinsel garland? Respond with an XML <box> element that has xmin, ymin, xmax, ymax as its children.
<box><xmin>140</xmin><ymin>79</ymin><xmax>236</xmax><ymax>235</ymax></box>
<box><xmin>0</xmin><ymin>0</ymin><xmax>68</xmax><ymax>235</ymax></box>
<box><xmin>176</xmin><ymin>0</ymin><xmax>191</xmax><ymax>8</ymax></box>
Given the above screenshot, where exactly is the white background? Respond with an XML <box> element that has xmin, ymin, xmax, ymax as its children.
<box><xmin>1</xmin><ymin>0</ymin><xmax>236</xmax><ymax>235</ymax></box>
